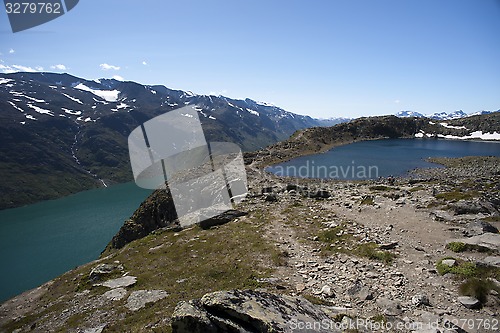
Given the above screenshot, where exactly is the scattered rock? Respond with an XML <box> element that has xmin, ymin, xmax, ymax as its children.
<box><xmin>295</xmin><ymin>283</ymin><xmax>306</xmax><ymax>293</ymax></box>
<box><xmin>286</xmin><ymin>184</ymin><xmax>303</xmax><ymax>192</ymax></box>
<box><xmin>102</xmin><ymin>288</ymin><xmax>127</xmax><ymax>301</ymax></box>
<box><xmin>310</xmin><ymin>190</ymin><xmax>331</xmax><ymax>199</ymax></box>
<box><xmin>449</xmin><ymin>201</ymin><xmax>489</xmax><ymax>215</ymax></box>
<box><xmin>198</xmin><ymin>210</ymin><xmax>247</xmax><ymax>229</ymax></box>
<box><xmin>457</xmin><ymin>296</ymin><xmax>481</xmax><ymax>309</ymax></box>
<box><xmin>376</xmin><ymin>297</ymin><xmax>403</xmax><ymax>316</ymax></box>
<box><xmin>83</xmin><ymin>324</ymin><xmax>107</xmax><ymax>333</ymax></box>
<box><xmin>126</xmin><ymin>290</ymin><xmax>168</xmax><ymax>311</ymax></box>
<box><xmin>264</xmin><ymin>194</ymin><xmax>278</xmax><ymax>202</ymax></box>
<box><xmin>464</xmin><ymin>220</ymin><xmax>499</xmax><ymax>237</ymax></box>
<box><xmin>379</xmin><ymin>241</ymin><xmax>398</xmax><ymax>250</ymax></box>
<box><xmin>171</xmin><ymin>289</ymin><xmax>337</xmax><ymax>333</ymax></box>
<box><xmin>261</xmin><ymin>187</ymin><xmax>273</xmax><ymax>194</ymax></box>
<box><xmin>356</xmin><ymin>287</ymin><xmax>374</xmax><ymax>301</ymax></box>
<box><xmin>89</xmin><ymin>263</ymin><xmax>123</xmax><ymax>282</ymax></box>
<box><xmin>482</xmin><ymin>256</ymin><xmax>500</xmax><ymax>268</ymax></box>
<box><xmin>441</xmin><ymin>259</ymin><xmax>456</xmax><ymax>267</ymax></box>
<box><xmin>448</xmin><ymin>233</ymin><xmax>500</xmax><ymax>251</ymax></box>
<box><xmin>411</xmin><ymin>294</ymin><xmax>431</xmax><ymax>307</ymax></box>
<box><xmin>319</xmin><ymin>285</ymin><xmax>335</xmax><ymax>298</ymax></box>
<box><xmin>98</xmin><ymin>276</ymin><xmax>137</xmax><ymax>289</ymax></box>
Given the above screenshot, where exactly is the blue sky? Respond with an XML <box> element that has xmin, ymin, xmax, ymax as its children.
<box><xmin>1</xmin><ymin>0</ymin><xmax>499</xmax><ymax>118</ymax></box>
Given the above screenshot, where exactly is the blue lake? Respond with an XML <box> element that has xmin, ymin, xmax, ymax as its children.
<box><xmin>266</xmin><ymin>139</ymin><xmax>500</xmax><ymax>179</ymax></box>
<box><xmin>0</xmin><ymin>182</ymin><xmax>152</xmax><ymax>302</ymax></box>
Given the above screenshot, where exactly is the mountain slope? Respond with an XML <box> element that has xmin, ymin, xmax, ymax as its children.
<box><xmin>0</xmin><ymin>72</ymin><xmax>335</xmax><ymax>210</ymax></box>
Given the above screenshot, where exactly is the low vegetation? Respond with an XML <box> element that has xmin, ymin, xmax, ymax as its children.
<box><xmin>436</xmin><ymin>257</ymin><xmax>500</xmax><ymax>306</ymax></box>
<box><xmin>446</xmin><ymin>241</ymin><xmax>492</xmax><ymax>253</ymax></box>
<box><xmin>435</xmin><ymin>191</ymin><xmax>478</xmax><ymax>202</ymax></box>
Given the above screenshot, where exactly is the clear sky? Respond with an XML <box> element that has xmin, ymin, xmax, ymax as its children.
<box><xmin>1</xmin><ymin>0</ymin><xmax>499</xmax><ymax>118</ymax></box>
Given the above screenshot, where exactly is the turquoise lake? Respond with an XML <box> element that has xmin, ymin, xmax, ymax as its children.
<box><xmin>266</xmin><ymin>138</ymin><xmax>500</xmax><ymax>179</ymax></box>
<box><xmin>0</xmin><ymin>182</ymin><xmax>152</xmax><ymax>302</ymax></box>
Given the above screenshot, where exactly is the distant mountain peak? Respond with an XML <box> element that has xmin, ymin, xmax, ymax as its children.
<box><xmin>396</xmin><ymin>111</ymin><xmax>425</xmax><ymax>118</ymax></box>
<box><xmin>396</xmin><ymin>109</ymin><xmax>498</xmax><ymax>120</ymax></box>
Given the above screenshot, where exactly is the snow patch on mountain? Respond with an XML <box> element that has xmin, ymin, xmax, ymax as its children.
<box><xmin>74</xmin><ymin>83</ymin><xmax>120</xmax><ymax>102</ymax></box>
<box><xmin>26</xmin><ymin>104</ymin><xmax>54</xmax><ymax>116</ymax></box>
<box><xmin>415</xmin><ymin>130</ymin><xmax>500</xmax><ymax>141</ymax></box>
<box><xmin>439</xmin><ymin>123</ymin><xmax>467</xmax><ymax>130</ymax></box>
<box><xmin>62</xmin><ymin>108</ymin><xmax>82</xmax><ymax>116</ymax></box>
<box><xmin>116</xmin><ymin>102</ymin><xmax>129</xmax><ymax>110</ymax></box>
<box><xmin>0</xmin><ymin>78</ymin><xmax>13</xmax><ymax>85</ymax></box>
<box><xmin>438</xmin><ymin>131</ymin><xmax>500</xmax><ymax>140</ymax></box>
<box><xmin>8</xmin><ymin>101</ymin><xmax>24</xmax><ymax>113</ymax></box>
<box><xmin>62</xmin><ymin>93</ymin><xmax>83</xmax><ymax>104</ymax></box>
<box><xmin>246</xmin><ymin>108</ymin><xmax>260</xmax><ymax>116</ymax></box>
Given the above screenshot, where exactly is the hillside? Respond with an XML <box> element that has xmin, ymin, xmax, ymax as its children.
<box><xmin>0</xmin><ymin>72</ymin><xmax>344</xmax><ymax>210</ymax></box>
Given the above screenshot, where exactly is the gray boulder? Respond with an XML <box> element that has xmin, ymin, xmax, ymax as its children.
<box><xmin>171</xmin><ymin>289</ymin><xmax>339</xmax><ymax>333</ymax></box>
<box><xmin>448</xmin><ymin>233</ymin><xmax>500</xmax><ymax>252</ymax></box>
<box><xmin>464</xmin><ymin>220</ymin><xmax>499</xmax><ymax>237</ymax></box>
<box><xmin>126</xmin><ymin>290</ymin><xmax>168</xmax><ymax>311</ymax></box>
<box><xmin>449</xmin><ymin>201</ymin><xmax>488</xmax><ymax>215</ymax></box>
<box><xmin>457</xmin><ymin>296</ymin><xmax>481</xmax><ymax>309</ymax></box>
<box><xmin>89</xmin><ymin>263</ymin><xmax>123</xmax><ymax>282</ymax></box>
<box><xmin>97</xmin><ymin>276</ymin><xmax>137</xmax><ymax>289</ymax></box>
<box><xmin>198</xmin><ymin>210</ymin><xmax>247</xmax><ymax>229</ymax></box>
<box><xmin>376</xmin><ymin>297</ymin><xmax>403</xmax><ymax>316</ymax></box>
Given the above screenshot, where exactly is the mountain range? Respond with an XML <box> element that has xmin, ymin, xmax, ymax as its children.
<box><xmin>0</xmin><ymin>72</ymin><xmax>348</xmax><ymax>209</ymax></box>
<box><xmin>396</xmin><ymin>109</ymin><xmax>498</xmax><ymax>120</ymax></box>
<box><xmin>1</xmin><ymin>71</ymin><xmax>498</xmax><ymax>210</ymax></box>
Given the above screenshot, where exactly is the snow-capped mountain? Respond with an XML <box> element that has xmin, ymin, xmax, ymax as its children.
<box><xmin>396</xmin><ymin>109</ymin><xmax>498</xmax><ymax>120</ymax></box>
<box><xmin>0</xmin><ymin>72</ymin><xmax>338</xmax><ymax>209</ymax></box>
<box><xmin>395</xmin><ymin>111</ymin><xmax>425</xmax><ymax>118</ymax></box>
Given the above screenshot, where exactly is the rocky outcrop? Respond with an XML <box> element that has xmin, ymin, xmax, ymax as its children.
<box><xmin>109</xmin><ymin>188</ymin><xmax>178</xmax><ymax>249</ymax></box>
<box><xmin>108</xmin><ymin>187</ymin><xmax>247</xmax><ymax>249</ymax></box>
<box><xmin>171</xmin><ymin>289</ymin><xmax>336</xmax><ymax>333</ymax></box>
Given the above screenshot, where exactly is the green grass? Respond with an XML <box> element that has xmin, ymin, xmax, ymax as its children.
<box><xmin>370</xmin><ymin>314</ymin><xmax>387</xmax><ymax>323</ymax></box>
<box><xmin>482</xmin><ymin>216</ymin><xmax>500</xmax><ymax>223</ymax></box>
<box><xmin>435</xmin><ymin>191</ymin><xmax>478</xmax><ymax>202</ymax></box>
<box><xmin>436</xmin><ymin>257</ymin><xmax>500</xmax><ymax>305</ymax></box>
<box><xmin>459</xmin><ymin>278</ymin><xmax>500</xmax><ymax>305</ymax></box>
<box><xmin>369</xmin><ymin>185</ymin><xmax>398</xmax><ymax>192</ymax></box>
<box><xmin>446</xmin><ymin>242</ymin><xmax>493</xmax><ymax>253</ymax></box>
<box><xmin>409</xmin><ymin>185</ymin><xmax>426</xmax><ymax>192</ymax></box>
<box><xmin>360</xmin><ymin>195</ymin><xmax>375</xmax><ymax>205</ymax></box>
<box><xmin>436</xmin><ymin>258</ymin><xmax>478</xmax><ymax>277</ymax></box>
<box><xmin>353</xmin><ymin>242</ymin><xmax>396</xmax><ymax>265</ymax></box>
<box><xmin>302</xmin><ymin>293</ymin><xmax>333</xmax><ymax>306</ymax></box>
<box><xmin>436</xmin><ymin>258</ymin><xmax>500</xmax><ymax>280</ymax></box>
